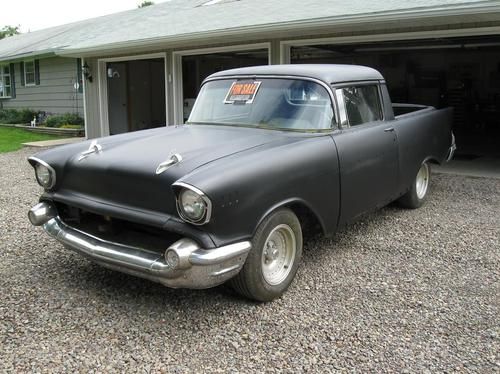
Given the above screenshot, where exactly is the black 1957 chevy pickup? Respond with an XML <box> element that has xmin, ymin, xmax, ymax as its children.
<box><xmin>28</xmin><ymin>65</ymin><xmax>455</xmax><ymax>301</ymax></box>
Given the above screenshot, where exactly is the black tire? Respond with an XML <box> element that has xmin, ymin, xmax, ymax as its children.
<box><xmin>398</xmin><ymin>162</ymin><xmax>431</xmax><ymax>209</ymax></box>
<box><xmin>230</xmin><ymin>208</ymin><xmax>303</xmax><ymax>302</ymax></box>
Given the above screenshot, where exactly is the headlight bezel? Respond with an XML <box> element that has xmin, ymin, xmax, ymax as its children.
<box><xmin>28</xmin><ymin>157</ymin><xmax>56</xmax><ymax>190</ymax></box>
<box><xmin>173</xmin><ymin>182</ymin><xmax>212</xmax><ymax>225</ymax></box>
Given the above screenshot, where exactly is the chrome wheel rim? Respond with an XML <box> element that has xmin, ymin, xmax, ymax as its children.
<box><xmin>416</xmin><ymin>163</ymin><xmax>430</xmax><ymax>200</ymax></box>
<box><xmin>261</xmin><ymin>224</ymin><xmax>296</xmax><ymax>286</ymax></box>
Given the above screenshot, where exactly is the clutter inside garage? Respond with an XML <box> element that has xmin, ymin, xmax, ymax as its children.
<box><xmin>291</xmin><ymin>36</ymin><xmax>500</xmax><ymax>159</ymax></box>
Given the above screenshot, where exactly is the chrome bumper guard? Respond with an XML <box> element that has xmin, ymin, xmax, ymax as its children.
<box><xmin>446</xmin><ymin>133</ymin><xmax>457</xmax><ymax>162</ymax></box>
<box><xmin>29</xmin><ymin>202</ymin><xmax>251</xmax><ymax>289</ymax></box>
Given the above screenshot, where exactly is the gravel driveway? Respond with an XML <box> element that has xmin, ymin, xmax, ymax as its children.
<box><xmin>1</xmin><ymin>147</ymin><xmax>499</xmax><ymax>373</ymax></box>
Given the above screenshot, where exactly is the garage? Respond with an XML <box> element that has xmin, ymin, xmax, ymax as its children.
<box><xmin>290</xmin><ymin>35</ymin><xmax>500</xmax><ymax>160</ymax></box>
<box><xmin>176</xmin><ymin>47</ymin><xmax>269</xmax><ymax>122</ymax></box>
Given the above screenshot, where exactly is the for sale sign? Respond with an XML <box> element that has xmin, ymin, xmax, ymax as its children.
<box><xmin>224</xmin><ymin>81</ymin><xmax>262</xmax><ymax>104</ymax></box>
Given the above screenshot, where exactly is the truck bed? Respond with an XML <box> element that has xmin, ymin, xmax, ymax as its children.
<box><xmin>391</xmin><ymin>104</ymin><xmax>453</xmax><ymax>191</ymax></box>
<box><xmin>393</xmin><ymin>103</ymin><xmax>434</xmax><ymax>117</ymax></box>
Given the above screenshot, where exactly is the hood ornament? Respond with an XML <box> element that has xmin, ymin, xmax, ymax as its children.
<box><xmin>78</xmin><ymin>140</ymin><xmax>102</xmax><ymax>161</ymax></box>
<box><xmin>156</xmin><ymin>153</ymin><xmax>183</xmax><ymax>175</ymax></box>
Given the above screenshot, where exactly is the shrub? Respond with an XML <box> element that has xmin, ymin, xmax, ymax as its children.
<box><xmin>44</xmin><ymin>113</ymin><xmax>84</xmax><ymax>128</ymax></box>
<box><xmin>0</xmin><ymin>108</ymin><xmax>39</xmax><ymax>124</ymax></box>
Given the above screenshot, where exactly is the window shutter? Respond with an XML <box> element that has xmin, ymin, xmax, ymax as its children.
<box><xmin>9</xmin><ymin>63</ymin><xmax>16</xmax><ymax>98</ymax></box>
<box><xmin>35</xmin><ymin>60</ymin><xmax>40</xmax><ymax>85</ymax></box>
<box><xmin>20</xmin><ymin>62</ymin><xmax>25</xmax><ymax>86</ymax></box>
<box><xmin>76</xmin><ymin>58</ymin><xmax>83</xmax><ymax>93</ymax></box>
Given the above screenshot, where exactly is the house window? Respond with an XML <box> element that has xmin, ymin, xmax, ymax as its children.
<box><xmin>0</xmin><ymin>64</ymin><xmax>12</xmax><ymax>98</ymax></box>
<box><xmin>24</xmin><ymin>60</ymin><xmax>36</xmax><ymax>86</ymax></box>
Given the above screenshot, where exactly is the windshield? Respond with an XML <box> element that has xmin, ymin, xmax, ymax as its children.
<box><xmin>187</xmin><ymin>78</ymin><xmax>335</xmax><ymax>131</ymax></box>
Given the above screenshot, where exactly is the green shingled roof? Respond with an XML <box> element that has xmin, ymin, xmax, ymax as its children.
<box><xmin>0</xmin><ymin>0</ymin><xmax>497</xmax><ymax>61</ymax></box>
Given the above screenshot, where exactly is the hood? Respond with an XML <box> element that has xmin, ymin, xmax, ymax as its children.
<box><xmin>47</xmin><ymin>125</ymin><xmax>287</xmax><ymax>215</ymax></box>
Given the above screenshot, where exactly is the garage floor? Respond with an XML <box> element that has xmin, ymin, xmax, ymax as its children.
<box><xmin>1</xmin><ymin>147</ymin><xmax>498</xmax><ymax>372</ymax></box>
<box><xmin>434</xmin><ymin>156</ymin><xmax>500</xmax><ymax>179</ymax></box>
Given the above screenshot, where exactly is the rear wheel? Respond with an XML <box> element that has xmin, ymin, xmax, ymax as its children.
<box><xmin>230</xmin><ymin>208</ymin><xmax>302</xmax><ymax>302</ymax></box>
<box><xmin>398</xmin><ymin>161</ymin><xmax>431</xmax><ymax>209</ymax></box>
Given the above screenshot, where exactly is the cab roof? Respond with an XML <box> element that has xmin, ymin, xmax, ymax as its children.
<box><xmin>206</xmin><ymin>64</ymin><xmax>384</xmax><ymax>85</ymax></box>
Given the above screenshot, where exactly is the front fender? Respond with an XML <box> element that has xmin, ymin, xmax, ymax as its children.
<box><xmin>178</xmin><ymin>134</ymin><xmax>340</xmax><ymax>247</ymax></box>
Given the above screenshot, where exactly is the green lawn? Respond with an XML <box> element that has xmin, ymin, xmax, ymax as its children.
<box><xmin>0</xmin><ymin>127</ymin><xmax>64</xmax><ymax>153</ymax></box>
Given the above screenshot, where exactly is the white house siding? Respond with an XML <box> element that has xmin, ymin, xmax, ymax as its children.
<box><xmin>1</xmin><ymin>57</ymin><xmax>83</xmax><ymax>116</ymax></box>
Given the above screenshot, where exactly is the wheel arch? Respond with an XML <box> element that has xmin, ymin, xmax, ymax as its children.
<box><xmin>423</xmin><ymin>155</ymin><xmax>441</xmax><ymax>166</ymax></box>
<box><xmin>254</xmin><ymin>198</ymin><xmax>326</xmax><ymax>239</ymax></box>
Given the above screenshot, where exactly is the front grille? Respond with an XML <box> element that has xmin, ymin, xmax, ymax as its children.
<box><xmin>55</xmin><ymin>202</ymin><xmax>182</xmax><ymax>252</ymax></box>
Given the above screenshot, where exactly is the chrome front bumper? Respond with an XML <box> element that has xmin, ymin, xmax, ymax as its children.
<box><xmin>29</xmin><ymin>202</ymin><xmax>251</xmax><ymax>289</ymax></box>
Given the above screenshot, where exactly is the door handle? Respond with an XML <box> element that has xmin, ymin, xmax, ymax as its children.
<box><xmin>384</xmin><ymin>127</ymin><xmax>395</xmax><ymax>132</ymax></box>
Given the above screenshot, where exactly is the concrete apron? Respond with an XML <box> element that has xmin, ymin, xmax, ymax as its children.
<box><xmin>22</xmin><ymin>137</ymin><xmax>85</xmax><ymax>148</ymax></box>
<box><xmin>433</xmin><ymin>158</ymin><xmax>500</xmax><ymax>179</ymax></box>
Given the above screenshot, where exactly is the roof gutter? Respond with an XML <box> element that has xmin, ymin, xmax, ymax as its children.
<box><xmin>0</xmin><ymin>50</ymin><xmax>58</xmax><ymax>63</ymax></box>
<box><xmin>57</xmin><ymin>2</ymin><xmax>500</xmax><ymax>57</ymax></box>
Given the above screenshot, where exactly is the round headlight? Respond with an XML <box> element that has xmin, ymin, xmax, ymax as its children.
<box><xmin>35</xmin><ymin>162</ymin><xmax>55</xmax><ymax>189</ymax></box>
<box><xmin>179</xmin><ymin>189</ymin><xmax>207</xmax><ymax>223</ymax></box>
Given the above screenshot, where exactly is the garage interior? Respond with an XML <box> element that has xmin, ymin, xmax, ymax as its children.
<box><xmin>291</xmin><ymin>36</ymin><xmax>500</xmax><ymax>162</ymax></box>
<box><xmin>181</xmin><ymin>49</ymin><xmax>268</xmax><ymax>121</ymax></box>
<box><xmin>107</xmin><ymin>58</ymin><xmax>166</xmax><ymax>135</ymax></box>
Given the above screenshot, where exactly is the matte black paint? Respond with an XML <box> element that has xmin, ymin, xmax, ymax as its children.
<box><xmin>30</xmin><ymin>65</ymin><xmax>453</xmax><ymax>250</ymax></box>
<box><xmin>333</xmin><ymin>120</ymin><xmax>399</xmax><ymax>225</ymax></box>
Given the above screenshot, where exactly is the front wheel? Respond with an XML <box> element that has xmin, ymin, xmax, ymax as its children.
<box><xmin>398</xmin><ymin>161</ymin><xmax>431</xmax><ymax>209</ymax></box>
<box><xmin>230</xmin><ymin>208</ymin><xmax>303</xmax><ymax>302</ymax></box>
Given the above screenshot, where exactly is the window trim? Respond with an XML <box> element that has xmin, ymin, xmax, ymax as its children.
<box><xmin>24</xmin><ymin>59</ymin><xmax>36</xmax><ymax>86</ymax></box>
<box><xmin>0</xmin><ymin>63</ymin><xmax>12</xmax><ymax>99</ymax></box>
<box><xmin>333</xmin><ymin>81</ymin><xmax>385</xmax><ymax>128</ymax></box>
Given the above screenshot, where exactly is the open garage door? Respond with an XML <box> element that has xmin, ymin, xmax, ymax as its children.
<box><xmin>291</xmin><ymin>36</ymin><xmax>500</xmax><ymax>162</ymax></box>
<box><xmin>179</xmin><ymin>48</ymin><xmax>269</xmax><ymax>122</ymax></box>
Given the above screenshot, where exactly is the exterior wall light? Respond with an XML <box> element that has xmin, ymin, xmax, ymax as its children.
<box><xmin>82</xmin><ymin>62</ymin><xmax>93</xmax><ymax>82</ymax></box>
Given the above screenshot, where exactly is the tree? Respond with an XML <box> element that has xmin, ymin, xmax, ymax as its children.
<box><xmin>138</xmin><ymin>1</ymin><xmax>154</xmax><ymax>7</ymax></box>
<box><xmin>0</xmin><ymin>25</ymin><xmax>20</xmax><ymax>40</ymax></box>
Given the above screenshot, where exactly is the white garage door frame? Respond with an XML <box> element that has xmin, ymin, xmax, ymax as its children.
<box><xmin>97</xmin><ymin>52</ymin><xmax>168</xmax><ymax>136</ymax></box>
<box><xmin>172</xmin><ymin>42</ymin><xmax>271</xmax><ymax>124</ymax></box>
<box><xmin>279</xmin><ymin>26</ymin><xmax>500</xmax><ymax>64</ymax></box>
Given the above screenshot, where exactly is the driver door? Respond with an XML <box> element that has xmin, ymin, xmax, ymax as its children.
<box><xmin>332</xmin><ymin>84</ymin><xmax>400</xmax><ymax>226</ymax></box>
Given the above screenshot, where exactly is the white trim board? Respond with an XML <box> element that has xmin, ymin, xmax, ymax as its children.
<box><xmin>172</xmin><ymin>42</ymin><xmax>271</xmax><ymax>124</ymax></box>
<box><xmin>280</xmin><ymin>26</ymin><xmax>500</xmax><ymax>63</ymax></box>
<box><xmin>97</xmin><ymin>52</ymin><xmax>168</xmax><ymax>136</ymax></box>
<box><xmin>99</xmin><ymin>52</ymin><xmax>168</xmax><ymax>63</ymax></box>
<box><xmin>81</xmin><ymin>58</ymin><xmax>88</xmax><ymax>140</ymax></box>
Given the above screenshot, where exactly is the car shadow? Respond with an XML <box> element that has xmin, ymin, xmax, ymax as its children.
<box><xmin>39</xmin><ymin>200</ymin><xmax>418</xmax><ymax>316</ymax></box>
<box><xmin>45</xmin><ymin>249</ymin><xmax>255</xmax><ymax>307</ymax></box>
<box><xmin>300</xmin><ymin>202</ymin><xmax>405</xmax><ymax>262</ymax></box>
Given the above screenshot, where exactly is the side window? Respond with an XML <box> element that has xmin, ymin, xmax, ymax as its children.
<box><xmin>24</xmin><ymin>60</ymin><xmax>36</xmax><ymax>86</ymax></box>
<box><xmin>0</xmin><ymin>64</ymin><xmax>11</xmax><ymax>98</ymax></box>
<box><xmin>342</xmin><ymin>85</ymin><xmax>383</xmax><ymax>126</ymax></box>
